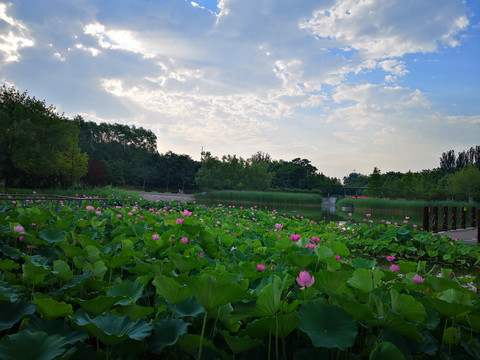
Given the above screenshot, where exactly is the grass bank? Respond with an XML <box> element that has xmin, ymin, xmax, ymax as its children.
<box><xmin>196</xmin><ymin>190</ymin><xmax>323</xmax><ymax>206</ymax></box>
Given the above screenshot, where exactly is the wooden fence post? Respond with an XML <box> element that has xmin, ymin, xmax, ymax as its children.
<box><xmin>432</xmin><ymin>206</ymin><xmax>438</xmax><ymax>233</ymax></box>
<box><xmin>423</xmin><ymin>206</ymin><xmax>429</xmax><ymax>232</ymax></box>
<box><xmin>442</xmin><ymin>206</ymin><xmax>448</xmax><ymax>232</ymax></box>
<box><xmin>451</xmin><ymin>206</ymin><xmax>457</xmax><ymax>231</ymax></box>
<box><xmin>477</xmin><ymin>209</ymin><xmax>480</xmax><ymax>242</ymax></box>
<box><xmin>461</xmin><ymin>207</ymin><xmax>467</xmax><ymax>229</ymax></box>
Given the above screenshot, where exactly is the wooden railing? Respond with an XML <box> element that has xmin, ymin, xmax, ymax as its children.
<box><xmin>423</xmin><ymin>205</ymin><xmax>479</xmax><ymax>239</ymax></box>
<box><xmin>0</xmin><ymin>194</ymin><xmax>108</xmax><ymax>211</ymax></box>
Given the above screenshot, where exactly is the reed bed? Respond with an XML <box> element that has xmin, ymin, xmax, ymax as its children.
<box><xmin>195</xmin><ymin>190</ymin><xmax>323</xmax><ymax>206</ymax></box>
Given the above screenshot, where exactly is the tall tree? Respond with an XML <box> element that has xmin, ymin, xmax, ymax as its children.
<box><xmin>368</xmin><ymin>167</ymin><xmax>382</xmax><ymax>197</ymax></box>
<box><xmin>0</xmin><ymin>86</ymin><xmax>73</xmax><ymax>188</ymax></box>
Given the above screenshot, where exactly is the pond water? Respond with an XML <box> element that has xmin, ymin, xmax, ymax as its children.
<box><xmin>196</xmin><ymin>199</ymin><xmax>424</xmax><ymax>227</ymax></box>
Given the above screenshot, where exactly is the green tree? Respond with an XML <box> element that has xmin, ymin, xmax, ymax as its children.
<box><xmin>367</xmin><ymin>167</ymin><xmax>382</xmax><ymax>197</ymax></box>
<box><xmin>447</xmin><ymin>164</ymin><xmax>480</xmax><ymax>202</ymax></box>
<box><xmin>57</xmin><ymin>120</ymin><xmax>88</xmax><ymax>187</ymax></box>
<box><xmin>0</xmin><ymin>86</ymin><xmax>71</xmax><ymax>188</ymax></box>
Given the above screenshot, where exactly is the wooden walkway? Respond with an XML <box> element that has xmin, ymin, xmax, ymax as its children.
<box><xmin>435</xmin><ymin>228</ymin><xmax>478</xmax><ymax>244</ymax></box>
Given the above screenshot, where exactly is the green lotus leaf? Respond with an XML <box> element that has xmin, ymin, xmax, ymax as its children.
<box><xmin>0</xmin><ymin>259</ymin><xmax>19</xmax><ymax>271</ymax></box>
<box><xmin>74</xmin><ymin>312</ymin><xmax>153</xmax><ymax>345</ymax></box>
<box><xmin>369</xmin><ymin>342</ymin><xmax>406</xmax><ymax>360</ymax></box>
<box><xmin>390</xmin><ymin>290</ymin><xmax>426</xmax><ymax>323</ymax></box>
<box><xmin>59</xmin><ymin>271</ymin><xmax>93</xmax><ymax>293</ymax></box>
<box><xmin>298</xmin><ymin>301</ymin><xmax>357</xmax><ymax>350</ymax></box>
<box><xmin>255</xmin><ymin>275</ymin><xmax>287</xmax><ymax>317</ymax></box>
<box><xmin>288</xmin><ymin>251</ymin><xmax>317</xmax><ymax>268</ymax></box>
<box><xmin>0</xmin><ymin>300</ymin><xmax>37</xmax><ymax>331</ymax></box>
<box><xmin>314</xmin><ymin>269</ymin><xmax>353</xmax><ymax>296</ymax></box>
<box><xmin>378</xmin><ymin>308</ymin><xmax>422</xmax><ymax>342</ymax></box>
<box><xmin>184</xmin><ymin>273</ymin><xmax>247</xmax><ymax>311</ymax></box>
<box><xmin>113</xmin><ymin>304</ymin><xmax>154</xmax><ymax>321</ymax></box>
<box><xmin>32</xmin><ymin>298</ymin><xmax>73</xmax><ymax>320</ymax></box>
<box><xmin>218</xmin><ymin>330</ymin><xmax>263</xmax><ymax>354</ymax></box>
<box><xmin>102</xmin><ymin>254</ymin><xmax>131</xmax><ymax>269</ymax></box>
<box><xmin>83</xmin><ymin>245</ymin><xmax>100</xmax><ymax>263</ymax></box>
<box><xmin>171</xmin><ymin>296</ymin><xmax>205</xmax><ymax>318</ymax></box>
<box><xmin>27</xmin><ymin>316</ymin><xmax>88</xmax><ymax>344</ymax></box>
<box><xmin>0</xmin><ymin>280</ymin><xmax>23</xmax><ymax>301</ymax></box>
<box><xmin>149</xmin><ymin>318</ymin><xmax>190</xmax><ymax>354</ymax></box>
<box><xmin>58</xmin><ymin>242</ymin><xmax>86</xmax><ymax>258</ymax></box>
<box><xmin>75</xmin><ymin>295</ymin><xmax>123</xmax><ymax>315</ymax></box>
<box><xmin>22</xmin><ymin>261</ymin><xmax>51</xmax><ymax>285</ymax></box>
<box><xmin>169</xmin><ymin>253</ymin><xmax>202</xmax><ymax>273</ymax></box>
<box><xmin>0</xmin><ymin>330</ymin><xmax>69</xmax><ymax>360</ymax></box>
<box><xmin>92</xmin><ymin>260</ymin><xmax>108</xmax><ymax>280</ymax></box>
<box><xmin>335</xmin><ymin>296</ymin><xmax>375</xmax><ymax>322</ymax></box>
<box><xmin>351</xmin><ymin>257</ymin><xmax>377</xmax><ymax>269</ymax></box>
<box><xmin>153</xmin><ymin>275</ymin><xmax>191</xmax><ymax>305</ymax></box>
<box><xmin>242</xmin><ymin>312</ymin><xmax>298</xmax><ymax>339</ymax></box>
<box><xmin>107</xmin><ymin>281</ymin><xmax>144</xmax><ymax>305</ymax></box>
<box><xmin>327</xmin><ymin>240</ymin><xmax>350</xmax><ymax>257</ymax></box>
<box><xmin>53</xmin><ymin>260</ymin><xmax>73</xmax><ymax>281</ymax></box>
<box><xmin>347</xmin><ymin>268</ymin><xmax>384</xmax><ymax>294</ymax></box>
<box><xmin>133</xmin><ymin>224</ymin><xmax>147</xmax><ymax>237</ymax></box>
<box><xmin>38</xmin><ymin>228</ymin><xmax>65</xmax><ymax>243</ymax></box>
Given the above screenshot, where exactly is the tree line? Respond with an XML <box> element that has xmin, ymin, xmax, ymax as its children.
<box><xmin>1</xmin><ymin>85</ymin><xmax>478</xmax><ymax>201</ymax></box>
<box><xmin>343</xmin><ymin>146</ymin><xmax>480</xmax><ymax>202</ymax></box>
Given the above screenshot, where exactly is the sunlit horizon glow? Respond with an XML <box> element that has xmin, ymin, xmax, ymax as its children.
<box><xmin>1</xmin><ymin>0</ymin><xmax>479</xmax><ymax>179</ymax></box>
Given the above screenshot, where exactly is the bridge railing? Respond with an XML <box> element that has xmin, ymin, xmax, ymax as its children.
<box><xmin>423</xmin><ymin>205</ymin><xmax>479</xmax><ymax>239</ymax></box>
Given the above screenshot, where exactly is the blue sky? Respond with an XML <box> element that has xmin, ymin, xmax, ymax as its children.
<box><xmin>1</xmin><ymin>0</ymin><xmax>479</xmax><ymax>180</ymax></box>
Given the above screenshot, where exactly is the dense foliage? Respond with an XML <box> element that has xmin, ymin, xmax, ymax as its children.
<box><xmin>0</xmin><ymin>194</ymin><xmax>479</xmax><ymax>359</ymax></box>
<box><xmin>0</xmin><ymin>86</ymin><xmax>87</xmax><ymax>188</ymax></box>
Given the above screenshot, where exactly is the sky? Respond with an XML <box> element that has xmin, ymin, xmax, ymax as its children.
<box><xmin>1</xmin><ymin>0</ymin><xmax>479</xmax><ymax>180</ymax></box>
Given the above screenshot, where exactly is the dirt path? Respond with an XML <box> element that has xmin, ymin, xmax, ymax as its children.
<box><xmin>127</xmin><ymin>190</ymin><xmax>195</xmax><ymax>203</ymax></box>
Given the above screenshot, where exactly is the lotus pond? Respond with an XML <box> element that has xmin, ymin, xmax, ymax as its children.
<box><xmin>0</xmin><ymin>195</ymin><xmax>479</xmax><ymax>359</ymax></box>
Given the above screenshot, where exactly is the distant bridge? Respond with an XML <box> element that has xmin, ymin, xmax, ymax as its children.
<box><xmin>342</xmin><ymin>186</ymin><xmax>369</xmax><ymax>197</ymax></box>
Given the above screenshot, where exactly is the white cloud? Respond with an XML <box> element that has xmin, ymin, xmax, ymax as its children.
<box><xmin>300</xmin><ymin>0</ymin><xmax>469</xmax><ymax>60</ymax></box>
<box><xmin>0</xmin><ymin>3</ymin><xmax>34</xmax><ymax>62</ymax></box>
<box><xmin>83</xmin><ymin>22</ymin><xmax>155</xmax><ymax>59</ymax></box>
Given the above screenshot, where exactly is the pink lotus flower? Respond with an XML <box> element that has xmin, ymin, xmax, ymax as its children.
<box><xmin>180</xmin><ymin>210</ymin><xmax>192</xmax><ymax>217</ymax></box>
<box><xmin>390</xmin><ymin>264</ymin><xmax>400</xmax><ymax>273</ymax></box>
<box><xmin>296</xmin><ymin>271</ymin><xmax>315</xmax><ymax>290</ymax></box>
<box><xmin>116</xmin><ymin>214</ymin><xmax>122</xmax><ymax>219</ymax></box>
<box><xmin>86</xmin><ymin>205</ymin><xmax>94</xmax><ymax>211</ymax></box>
<box><xmin>335</xmin><ymin>255</ymin><xmax>341</xmax><ymax>261</ymax></box>
<box><xmin>181</xmin><ymin>237</ymin><xmax>189</xmax><ymax>244</ymax></box>
<box><xmin>305</xmin><ymin>243</ymin><xmax>315</xmax><ymax>250</ymax></box>
<box><xmin>176</xmin><ymin>218</ymin><xmax>184</xmax><ymax>225</ymax></box>
<box><xmin>310</xmin><ymin>236</ymin><xmax>320</xmax><ymax>243</ymax></box>
<box><xmin>289</xmin><ymin>234</ymin><xmax>301</xmax><ymax>242</ymax></box>
<box><xmin>256</xmin><ymin>264</ymin><xmax>266</xmax><ymax>271</ymax></box>
<box><xmin>275</xmin><ymin>223</ymin><xmax>283</xmax><ymax>230</ymax></box>
<box><xmin>13</xmin><ymin>225</ymin><xmax>24</xmax><ymax>234</ymax></box>
<box><xmin>386</xmin><ymin>256</ymin><xmax>396</xmax><ymax>262</ymax></box>
<box><xmin>412</xmin><ymin>274</ymin><xmax>424</xmax><ymax>284</ymax></box>
<box><xmin>152</xmin><ymin>234</ymin><xmax>159</xmax><ymax>241</ymax></box>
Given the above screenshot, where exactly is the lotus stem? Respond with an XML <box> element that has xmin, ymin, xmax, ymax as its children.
<box><xmin>198</xmin><ymin>311</ymin><xmax>208</xmax><ymax>360</ymax></box>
